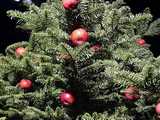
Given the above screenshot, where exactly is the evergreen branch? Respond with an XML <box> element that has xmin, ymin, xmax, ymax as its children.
<box><xmin>144</xmin><ymin>18</ymin><xmax>160</xmax><ymax>36</ymax></box>
<box><xmin>0</xmin><ymin>93</ymin><xmax>34</xmax><ymax>101</ymax></box>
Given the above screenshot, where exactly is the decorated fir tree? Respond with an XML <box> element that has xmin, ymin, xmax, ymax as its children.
<box><xmin>1</xmin><ymin>0</ymin><xmax>160</xmax><ymax>119</ymax></box>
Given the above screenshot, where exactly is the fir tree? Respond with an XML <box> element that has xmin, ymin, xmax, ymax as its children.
<box><xmin>1</xmin><ymin>0</ymin><xmax>160</xmax><ymax>119</ymax></box>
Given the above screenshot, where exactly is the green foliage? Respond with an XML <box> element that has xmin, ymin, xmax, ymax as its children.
<box><xmin>77</xmin><ymin>112</ymin><xmax>108</xmax><ymax>120</ymax></box>
<box><xmin>0</xmin><ymin>42</ymin><xmax>67</xmax><ymax>119</ymax></box>
<box><xmin>77</xmin><ymin>108</ymin><xmax>134</xmax><ymax>120</ymax></box>
<box><xmin>0</xmin><ymin>0</ymin><xmax>160</xmax><ymax>119</ymax></box>
<box><xmin>144</xmin><ymin>18</ymin><xmax>160</xmax><ymax>36</ymax></box>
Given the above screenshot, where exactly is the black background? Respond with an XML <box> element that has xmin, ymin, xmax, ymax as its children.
<box><xmin>0</xmin><ymin>0</ymin><xmax>160</xmax><ymax>56</ymax></box>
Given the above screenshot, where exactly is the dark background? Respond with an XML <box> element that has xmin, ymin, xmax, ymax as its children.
<box><xmin>0</xmin><ymin>0</ymin><xmax>160</xmax><ymax>56</ymax></box>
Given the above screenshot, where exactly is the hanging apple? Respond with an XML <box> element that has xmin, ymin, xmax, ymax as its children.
<box><xmin>70</xmin><ymin>28</ymin><xmax>89</xmax><ymax>46</ymax></box>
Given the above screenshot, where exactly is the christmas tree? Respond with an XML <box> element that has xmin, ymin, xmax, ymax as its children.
<box><xmin>1</xmin><ymin>0</ymin><xmax>160</xmax><ymax>119</ymax></box>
